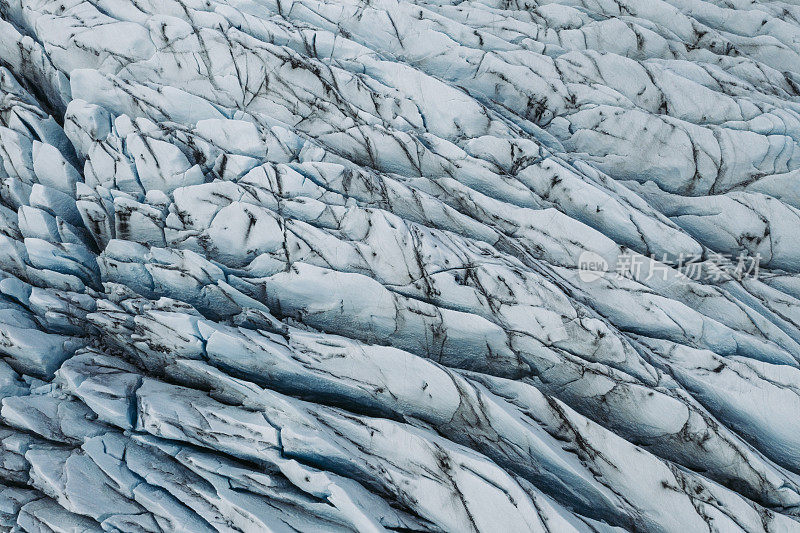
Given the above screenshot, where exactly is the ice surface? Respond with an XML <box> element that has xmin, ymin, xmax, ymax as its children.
<box><xmin>1</xmin><ymin>0</ymin><xmax>800</xmax><ymax>530</ymax></box>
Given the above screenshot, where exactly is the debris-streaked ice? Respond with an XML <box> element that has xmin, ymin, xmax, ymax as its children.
<box><xmin>1</xmin><ymin>0</ymin><xmax>800</xmax><ymax>530</ymax></box>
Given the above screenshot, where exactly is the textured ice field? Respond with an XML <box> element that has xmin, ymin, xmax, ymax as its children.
<box><xmin>2</xmin><ymin>0</ymin><xmax>800</xmax><ymax>531</ymax></box>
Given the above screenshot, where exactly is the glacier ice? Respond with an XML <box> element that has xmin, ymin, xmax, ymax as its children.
<box><xmin>1</xmin><ymin>0</ymin><xmax>800</xmax><ymax>530</ymax></box>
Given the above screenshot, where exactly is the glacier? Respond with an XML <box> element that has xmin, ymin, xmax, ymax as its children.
<box><xmin>0</xmin><ymin>0</ymin><xmax>800</xmax><ymax>530</ymax></box>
